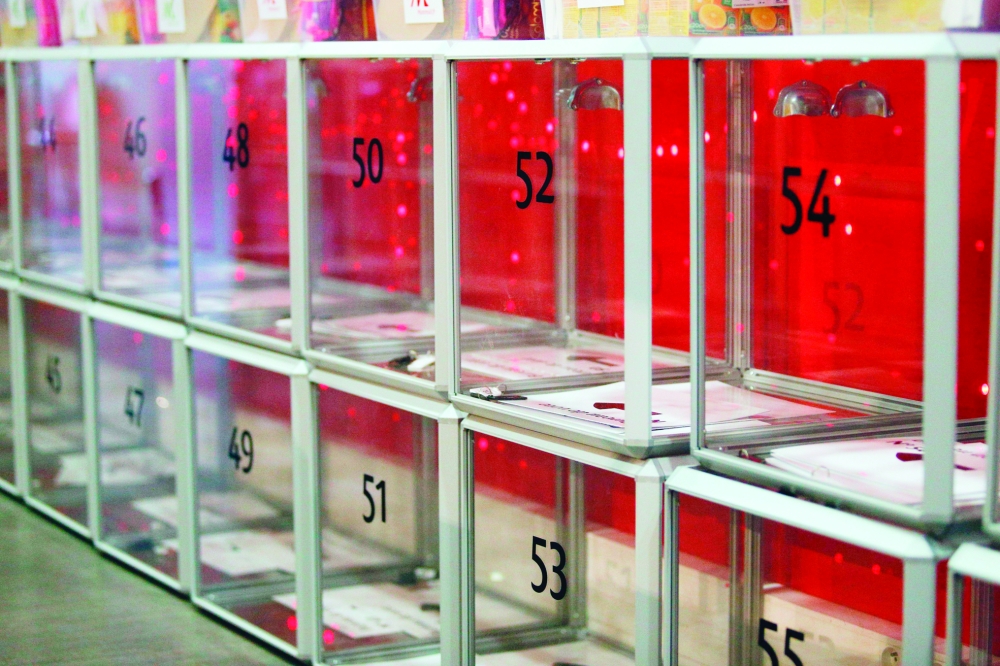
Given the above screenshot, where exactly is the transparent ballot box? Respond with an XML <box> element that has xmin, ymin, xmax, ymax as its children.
<box><xmin>303</xmin><ymin>56</ymin><xmax>438</xmax><ymax>393</ymax></box>
<box><xmin>95</xmin><ymin>59</ymin><xmax>181</xmax><ymax>316</ymax></box>
<box><xmin>687</xmin><ymin>36</ymin><xmax>999</xmax><ymax>527</ymax></box>
<box><xmin>17</xmin><ymin>60</ymin><xmax>85</xmax><ymax>289</ymax></box>
<box><xmin>456</xmin><ymin>417</ymin><xmax>677</xmax><ymax>665</ymax></box>
<box><xmin>187</xmin><ymin>332</ymin><xmax>311</xmax><ymax>658</ymax></box>
<box><xmin>187</xmin><ymin>58</ymin><xmax>292</xmax><ymax>351</ymax></box>
<box><xmin>302</xmin><ymin>368</ymin><xmax>449</xmax><ymax>663</ymax></box>
<box><xmin>0</xmin><ymin>276</ymin><xmax>17</xmax><ymax>495</ymax></box>
<box><xmin>90</xmin><ymin>303</ymin><xmax>189</xmax><ymax>589</ymax></box>
<box><xmin>944</xmin><ymin>543</ymin><xmax>1000</xmax><ymax>666</ymax></box>
<box><xmin>17</xmin><ymin>285</ymin><xmax>91</xmax><ymax>534</ymax></box>
<box><xmin>449</xmin><ymin>49</ymin><xmax>701</xmax><ymax>454</ymax></box>
<box><xmin>667</xmin><ymin>466</ymin><xmax>946</xmax><ymax>666</ymax></box>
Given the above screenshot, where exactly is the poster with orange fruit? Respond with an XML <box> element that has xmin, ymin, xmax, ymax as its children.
<box><xmin>689</xmin><ymin>0</ymin><xmax>737</xmax><ymax>33</ymax></box>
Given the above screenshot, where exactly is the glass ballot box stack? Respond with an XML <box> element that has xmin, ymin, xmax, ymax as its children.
<box><xmin>95</xmin><ymin>59</ymin><xmax>181</xmax><ymax>317</ymax></box>
<box><xmin>687</xmin><ymin>36</ymin><xmax>998</xmax><ymax>528</ymax></box>
<box><xmin>0</xmin><ymin>275</ymin><xmax>18</xmax><ymax>496</ymax></box>
<box><xmin>187</xmin><ymin>58</ymin><xmax>293</xmax><ymax>352</ymax></box>
<box><xmin>90</xmin><ymin>303</ymin><xmax>190</xmax><ymax>590</ymax></box>
<box><xmin>305</xmin><ymin>368</ymin><xmax>451</xmax><ymax>664</ymax></box>
<box><xmin>186</xmin><ymin>332</ymin><xmax>311</xmax><ymax>658</ymax></box>
<box><xmin>944</xmin><ymin>543</ymin><xmax>1000</xmax><ymax>665</ymax></box>
<box><xmin>453</xmin><ymin>417</ymin><xmax>683</xmax><ymax>665</ymax></box>
<box><xmin>449</xmin><ymin>46</ymin><xmax>705</xmax><ymax>456</ymax></box>
<box><xmin>15</xmin><ymin>284</ymin><xmax>91</xmax><ymax>534</ymax></box>
<box><xmin>303</xmin><ymin>55</ymin><xmax>440</xmax><ymax>396</ymax></box>
<box><xmin>667</xmin><ymin>466</ymin><xmax>947</xmax><ymax>666</ymax></box>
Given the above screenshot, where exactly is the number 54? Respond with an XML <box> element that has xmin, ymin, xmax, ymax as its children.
<box><xmin>759</xmin><ymin>618</ymin><xmax>804</xmax><ymax>666</ymax></box>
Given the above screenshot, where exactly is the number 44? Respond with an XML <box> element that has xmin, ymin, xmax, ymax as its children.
<box><xmin>758</xmin><ymin>618</ymin><xmax>804</xmax><ymax>666</ymax></box>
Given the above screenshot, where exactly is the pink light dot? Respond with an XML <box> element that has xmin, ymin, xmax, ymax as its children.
<box><xmin>827</xmin><ymin>333</ymin><xmax>837</xmax><ymax>343</ymax></box>
<box><xmin>227</xmin><ymin>183</ymin><xmax>239</xmax><ymax>198</ymax></box>
<box><xmin>768</xmin><ymin>88</ymin><xmax>776</xmax><ymax>100</ymax></box>
<box><xmin>158</xmin><ymin>72</ymin><xmax>169</xmax><ymax>85</ymax></box>
<box><xmin>156</xmin><ymin>149</ymin><xmax>167</xmax><ymax>163</ymax></box>
<box><xmin>396</xmin><ymin>132</ymin><xmax>406</xmax><ymax>143</ymax></box>
<box><xmin>505</xmin><ymin>299</ymin><xmax>516</xmax><ymax>312</ymax></box>
<box><xmin>396</xmin><ymin>204</ymin><xmax>407</xmax><ymax>218</ymax></box>
<box><xmin>736</xmin><ymin>323</ymin><xmax>744</xmax><ymax>333</ymax></box>
<box><xmin>394</xmin><ymin>246</ymin><xmax>404</xmax><ymax>258</ymax></box>
<box><xmin>590</xmin><ymin>311</ymin><xmax>601</xmax><ymax>323</ymax></box>
<box><xmin>844</xmin><ymin>223</ymin><xmax>853</xmax><ymax>236</ymax></box>
<box><xmin>982</xmin><ymin>383</ymin><xmax>990</xmax><ymax>396</ymax></box>
<box><xmin>617</xmin><ymin>147</ymin><xmax>624</xmax><ymax>159</ymax></box>
<box><xmin>286</xmin><ymin>615</ymin><xmax>298</xmax><ymax>631</ymax></box>
<box><xmin>581</xmin><ymin>140</ymin><xmax>590</xmax><ymax>153</ymax></box>
<box><xmin>872</xmin><ymin>564</ymin><xmax>881</xmax><ymax>575</ymax></box>
<box><xmin>322</xmin><ymin>629</ymin><xmax>335</xmax><ymax>646</ymax></box>
<box><xmin>683</xmin><ymin>257</ymin><xmax>690</xmax><ymax>267</ymax></box>
<box><xmin>227</xmin><ymin>106</ymin><xmax>237</xmax><ymax>119</ymax></box>
<box><xmin>510</xmin><ymin>251</ymin><xmax>520</xmax><ymax>263</ymax></box>
<box><xmin>503</xmin><ymin>61</ymin><xmax>513</xmax><ymax>72</ymax></box>
<box><xmin>391</xmin><ymin>412</ymin><xmax>401</xmax><ymax>422</ymax></box>
<box><xmin>976</xmin><ymin>239</ymin><xmax>986</xmax><ymax>252</ymax></box>
<box><xmin>752</xmin><ymin>110</ymin><xmax>758</xmax><ymax>123</ymax></box>
<box><xmin>893</xmin><ymin>125</ymin><xmax>903</xmax><ymax>137</ymax></box>
<box><xmin>506</xmin><ymin>90</ymin><xmax>515</xmax><ymax>102</ymax></box>
<box><xmin>834</xmin><ymin>175</ymin><xmax>842</xmax><ymax>186</ymax></box>
<box><xmin>487</xmin><ymin>120</ymin><xmax>498</xmax><ymax>131</ymax></box>
<box><xmin>478</xmin><ymin>437</ymin><xmax>489</xmax><ymax>450</ymax></box>
<box><xmin>511</xmin><ymin>189</ymin><xmax>520</xmax><ymax>202</ymax></box>
<box><xmin>347</xmin><ymin>407</ymin><xmax>357</xmax><ymax>418</ymax></box>
<box><xmin>423</xmin><ymin>144</ymin><xmax>432</xmax><ymax>155</ymax></box>
<box><xmin>133</xmin><ymin>332</ymin><xmax>144</xmax><ymax>344</ymax></box>
<box><xmin>670</xmin><ymin>144</ymin><xmax>679</xmax><ymax>156</ymax></box>
<box><xmin>769</xmin><ymin>259</ymin><xmax>779</xmax><ymax>270</ymax></box>
<box><xmin>518</xmin><ymin>102</ymin><xmax>528</xmax><ymax>114</ymax></box>
<box><xmin>352</xmin><ymin>261</ymin><xmax>361</xmax><ymax>271</ymax></box>
<box><xmin>834</xmin><ymin>552</ymin><xmax>843</xmax><ymax>564</ymax></box>
<box><xmin>232</xmin><ymin>229</ymin><xmax>244</xmax><ymax>245</ymax></box>
<box><xmin>234</xmin><ymin>266</ymin><xmax>246</xmax><ymax>282</ymax></box>
<box><xmin>396</xmin><ymin>152</ymin><xmax>407</xmax><ymax>166</ymax></box>
<box><xmin>489</xmin><ymin>72</ymin><xmax>499</xmax><ymax>84</ymax></box>
<box><xmin>545</xmin><ymin>122</ymin><xmax>554</xmax><ymax>133</ymax></box>
<box><xmin>656</xmin><ymin>145</ymin><xmax>664</xmax><ymax>157</ymax></box>
<box><xmin>518</xmin><ymin>459</ymin><xmax>527</xmax><ymax>469</ymax></box>
<box><xmin>159</xmin><ymin>223</ymin><xmax>170</xmax><ymax>236</ymax></box>
<box><xmin>704</xmin><ymin>131</ymin><xmax>711</xmax><ymax>143</ymax></box>
<box><xmin>509</xmin><ymin>137</ymin><xmax>520</xmax><ymax>149</ymax></box>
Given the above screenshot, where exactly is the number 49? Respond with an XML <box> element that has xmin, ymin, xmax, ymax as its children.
<box><xmin>758</xmin><ymin>618</ymin><xmax>804</xmax><ymax>666</ymax></box>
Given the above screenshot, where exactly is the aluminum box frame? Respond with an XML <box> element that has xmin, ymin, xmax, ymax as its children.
<box><xmin>944</xmin><ymin>541</ymin><xmax>1000</xmax><ymax>665</ymax></box>
<box><xmin>0</xmin><ymin>272</ymin><xmax>21</xmax><ymax>497</ymax></box>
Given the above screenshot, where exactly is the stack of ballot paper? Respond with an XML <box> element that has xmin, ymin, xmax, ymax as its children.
<box><xmin>506</xmin><ymin>380</ymin><xmax>830</xmax><ymax>433</ymax></box>
<box><xmin>461</xmin><ymin>345</ymin><xmax>681</xmax><ymax>381</ymax></box>
<box><xmin>310</xmin><ymin>311</ymin><xmax>493</xmax><ymax>340</ymax></box>
<box><xmin>767</xmin><ymin>438</ymin><xmax>987</xmax><ymax>506</ymax></box>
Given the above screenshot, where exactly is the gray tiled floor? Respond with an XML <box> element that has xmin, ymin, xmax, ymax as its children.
<box><xmin>0</xmin><ymin>492</ymin><xmax>294</xmax><ymax>666</ymax></box>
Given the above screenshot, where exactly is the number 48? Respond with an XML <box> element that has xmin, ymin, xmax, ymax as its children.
<box><xmin>758</xmin><ymin>618</ymin><xmax>804</xmax><ymax>666</ymax></box>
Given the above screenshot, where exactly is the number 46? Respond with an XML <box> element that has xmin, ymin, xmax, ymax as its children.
<box><xmin>758</xmin><ymin>618</ymin><xmax>804</xmax><ymax>666</ymax></box>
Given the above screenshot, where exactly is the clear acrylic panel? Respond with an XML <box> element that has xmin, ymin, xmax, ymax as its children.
<box><xmin>697</xmin><ymin>59</ymin><xmax>995</xmax><ymax>512</ymax></box>
<box><xmin>18</xmin><ymin>61</ymin><xmax>83</xmax><ymax>284</ymax></box>
<box><xmin>95</xmin><ymin>321</ymin><xmax>179</xmax><ymax>580</ymax></box>
<box><xmin>0</xmin><ymin>72</ymin><xmax>10</xmax><ymax>266</ymax></box>
<box><xmin>958</xmin><ymin>577</ymin><xmax>1000</xmax><ymax>665</ymax></box>
<box><xmin>25</xmin><ymin>299</ymin><xmax>86</xmax><ymax>526</ymax></box>
<box><xmin>472</xmin><ymin>432</ymin><xmax>635</xmax><ymax>664</ymax></box>
<box><xmin>312</xmin><ymin>386</ymin><xmax>439</xmax><ymax>658</ymax></box>
<box><xmin>188</xmin><ymin>59</ymin><xmax>290</xmax><ymax>341</ymax></box>
<box><xmin>0</xmin><ymin>292</ymin><xmax>12</xmax><ymax>486</ymax></box>
<box><xmin>96</xmin><ymin>60</ymin><xmax>180</xmax><ymax>311</ymax></box>
<box><xmin>676</xmin><ymin>493</ymin><xmax>913</xmax><ymax>665</ymax></box>
<box><xmin>192</xmin><ymin>350</ymin><xmax>295</xmax><ymax>647</ymax></box>
<box><xmin>305</xmin><ymin>58</ymin><xmax>436</xmax><ymax>377</ymax></box>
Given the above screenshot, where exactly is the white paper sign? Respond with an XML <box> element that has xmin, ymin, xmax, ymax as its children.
<box><xmin>314</xmin><ymin>310</ymin><xmax>491</xmax><ymax>340</ymax></box>
<box><xmin>71</xmin><ymin>0</ymin><xmax>98</xmax><ymax>37</ymax></box>
<box><xmin>403</xmin><ymin>0</ymin><xmax>444</xmax><ymax>24</ymax></box>
<box><xmin>8</xmin><ymin>0</ymin><xmax>27</xmax><ymax>27</ymax></box>
<box><xmin>274</xmin><ymin>584</ymin><xmax>441</xmax><ymax>639</ymax></box>
<box><xmin>182</xmin><ymin>530</ymin><xmax>297</xmax><ymax>577</ymax></box>
<box><xmin>256</xmin><ymin>0</ymin><xmax>288</xmax><ymax>19</ymax></box>
<box><xmin>155</xmin><ymin>0</ymin><xmax>186</xmax><ymax>33</ymax></box>
<box><xmin>577</xmin><ymin>0</ymin><xmax>624</xmax><ymax>9</ymax></box>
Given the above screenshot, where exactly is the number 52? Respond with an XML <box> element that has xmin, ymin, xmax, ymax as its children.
<box><xmin>758</xmin><ymin>618</ymin><xmax>804</xmax><ymax>666</ymax></box>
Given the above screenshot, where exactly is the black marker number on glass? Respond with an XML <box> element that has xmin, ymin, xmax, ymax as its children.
<box><xmin>124</xmin><ymin>386</ymin><xmax>145</xmax><ymax>427</ymax></box>
<box><xmin>781</xmin><ymin>166</ymin><xmax>836</xmax><ymax>237</ymax></box>
<box><xmin>515</xmin><ymin>151</ymin><xmax>554</xmax><ymax>209</ymax></box>
<box><xmin>363</xmin><ymin>473</ymin><xmax>387</xmax><ymax>523</ymax></box>
<box><xmin>222</xmin><ymin>123</ymin><xmax>250</xmax><ymax>171</ymax></box>
<box><xmin>45</xmin><ymin>355</ymin><xmax>61</xmax><ymax>394</ymax></box>
<box><xmin>758</xmin><ymin>618</ymin><xmax>805</xmax><ymax>666</ymax></box>
<box><xmin>351</xmin><ymin>138</ymin><xmax>384</xmax><ymax>188</ymax></box>
<box><xmin>39</xmin><ymin>116</ymin><xmax>56</xmax><ymax>152</ymax></box>
<box><xmin>530</xmin><ymin>536</ymin><xmax>567</xmax><ymax>600</ymax></box>
<box><xmin>123</xmin><ymin>116</ymin><xmax>147</xmax><ymax>159</ymax></box>
<box><xmin>228</xmin><ymin>427</ymin><xmax>253</xmax><ymax>473</ymax></box>
<box><xmin>823</xmin><ymin>282</ymin><xmax>864</xmax><ymax>334</ymax></box>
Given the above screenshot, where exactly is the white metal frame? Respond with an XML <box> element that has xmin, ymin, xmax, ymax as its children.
<box><xmin>686</xmin><ymin>34</ymin><xmax>1000</xmax><ymax>530</ymax></box>
<box><xmin>87</xmin><ymin>301</ymin><xmax>191</xmax><ymax>591</ymax></box>
<box><xmin>665</xmin><ymin>466</ymin><xmax>948</xmax><ymax>666</ymax></box>
<box><xmin>452</xmin><ymin>414</ymin><xmax>693</xmax><ymax>666</ymax></box>
<box><xmin>0</xmin><ymin>272</ymin><xmax>21</xmax><ymax>496</ymax></box>
<box><xmin>945</xmin><ymin>541</ymin><xmax>1000</xmax><ymax>665</ymax></box>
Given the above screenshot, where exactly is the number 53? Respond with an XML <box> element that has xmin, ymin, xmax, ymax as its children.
<box><xmin>759</xmin><ymin>618</ymin><xmax>804</xmax><ymax>666</ymax></box>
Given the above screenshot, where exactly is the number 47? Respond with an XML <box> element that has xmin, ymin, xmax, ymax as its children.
<box><xmin>758</xmin><ymin>618</ymin><xmax>804</xmax><ymax>666</ymax></box>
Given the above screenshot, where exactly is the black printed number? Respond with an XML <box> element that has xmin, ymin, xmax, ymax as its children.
<box><xmin>228</xmin><ymin>427</ymin><xmax>254</xmax><ymax>473</ymax></box>
<box><xmin>351</xmin><ymin>138</ymin><xmax>384</xmax><ymax>188</ymax></box>
<box><xmin>781</xmin><ymin>166</ymin><xmax>836</xmax><ymax>237</ymax></box>
<box><xmin>515</xmin><ymin>151</ymin><xmax>554</xmax><ymax>209</ymax></box>
<box><xmin>823</xmin><ymin>282</ymin><xmax>864</xmax><ymax>334</ymax></box>
<box><xmin>39</xmin><ymin>116</ymin><xmax>56</xmax><ymax>152</ymax></box>
<box><xmin>44</xmin><ymin>355</ymin><xmax>61</xmax><ymax>394</ymax></box>
<box><xmin>123</xmin><ymin>116</ymin><xmax>147</xmax><ymax>159</ymax></box>
<box><xmin>362</xmin><ymin>473</ymin><xmax>386</xmax><ymax>523</ymax></box>
<box><xmin>222</xmin><ymin>123</ymin><xmax>250</xmax><ymax>171</ymax></box>
<box><xmin>530</xmin><ymin>536</ymin><xmax>567</xmax><ymax>601</ymax></box>
<box><xmin>124</xmin><ymin>386</ymin><xmax>145</xmax><ymax>427</ymax></box>
<box><xmin>758</xmin><ymin>618</ymin><xmax>805</xmax><ymax>666</ymax></box>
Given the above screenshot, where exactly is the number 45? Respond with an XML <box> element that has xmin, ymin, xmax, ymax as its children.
<box><xmin>758</xmin><ymin>618</ymin><xmax>804</xmax><ymax>666</ymax></box>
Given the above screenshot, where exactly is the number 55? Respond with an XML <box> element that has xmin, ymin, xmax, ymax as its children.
<box><xmin>758</xmin><ymin>618</ymin><xmax>804</xmax><ymax>666</ymax></box>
